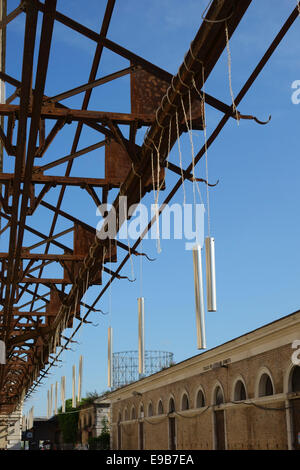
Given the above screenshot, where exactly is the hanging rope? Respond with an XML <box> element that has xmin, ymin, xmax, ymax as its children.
<box><xmin>225</xmin><ymin>20</ymin><xmax>240</xmax><ymax>123</ymax></box>
<box><xmin>192</xmin><ymin>70</ymin><xmax>211</xmax><ymax>237</ymax></box>
<box><xmin>175</xmin><ymin>110</ymin><xmax>186</xmax><ymax>205</ymax></box>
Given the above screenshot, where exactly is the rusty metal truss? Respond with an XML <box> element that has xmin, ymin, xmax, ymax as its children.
<box><xmin>0</xmin><ymin>0</ymin><xmax>298</xmax><ymax>414</ymax></box>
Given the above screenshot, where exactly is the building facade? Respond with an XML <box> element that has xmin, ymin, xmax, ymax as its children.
<box><xmin>0</xmin><ymin>405</ymin><xmax>22</xmax><ymax>450</ymax></box>
<box><xmin>107</xmin><ymin>310</ymin><xmax>300</xmax><ymax>450</ymax></box>
<box><xmin>78</xmin><ymin>400</ymin><xmax>110</xmax><ymax>446</ymax></box>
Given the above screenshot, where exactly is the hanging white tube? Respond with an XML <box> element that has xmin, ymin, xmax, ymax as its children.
<box><xmin>54</xmin><ymin>382</ymin><xmax>58</xmax><ymax>416</ymax></box>
<box><xmin>77</xmin><ymin>355</ymin><xmax>83</xmax><ymax>404</ymax></box>
<box><xmin>47</xmin><ymin>390</ymin><xmax>50</xmax><ymax>419</ymax></box>
<box><xmin>108</xmin><ymin>327</ymin><xmax>113</xmax><ymax>388</ymax></box>
<box><xmin>49</xmin><ymin>384</ymin><xmax>53</xmax><ymax>417</ymax></box>
<box><xmin>61</xmin><ymin>376</ymin><xmax>66</xmax><ymax>413</ymax></box>
<box><xmin>205</xmin><ymin>237</ymin><xmax>217</xmax><ymax>312</ymax></box>
<box><xmin>72</xmin><ymin>365</ymin><xmax>76</xmax><ymax>408</ymax></box>
<box><xmin>193</xmin><ymin>244</ymin><xmax>206</xmax><ymax>349</ymax></box>
<box><xmin>138</xmin><ymin>297</ymin><xmax>145</xmax><ymax>376</ymax></box>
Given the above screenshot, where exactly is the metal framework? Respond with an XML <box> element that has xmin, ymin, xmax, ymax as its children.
<box><xmin>112</xmin><ymin>350</ymin><xmax>174</xmax><ymax>389</ymax></box>
<box><xmin>0</xmin><ymin>0</ymin><xmax>298</xmax><ymax>414</ymax></box>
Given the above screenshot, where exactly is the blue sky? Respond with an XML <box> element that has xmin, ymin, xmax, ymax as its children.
<box><xmin>3</xmin><ymin>0</ymin><xmax>300</xmax><ymax>417</ymax></box>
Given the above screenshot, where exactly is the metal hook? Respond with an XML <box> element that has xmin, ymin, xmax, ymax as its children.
<box><xmin>135</xmin><ymin>252</ymin><xmax>156</xmax><ymax>262</ymax></box>
<box><xmin>194</xmin><ymin>177</ymin><xmax>219</xmax><ymax>188</ymax></box>
<box><xmin>116</xmin><ymin>273</ymin><xmax>136</xmax><ymax>283</ymax></box>
<box><xmin>238</xmin><ymin>113</ymin><xmax>272</xmax><ymax>126</ymax></box>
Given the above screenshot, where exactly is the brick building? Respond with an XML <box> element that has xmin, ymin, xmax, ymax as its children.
<box><xmin>107</xmin><ymin>310</ymin><xmax>300</xmax><ymax>450</ymax></box>
<box><xmin>78</xmin><ymin>400</ymin><xmax>110</xmax><ymax>446</ymax></box>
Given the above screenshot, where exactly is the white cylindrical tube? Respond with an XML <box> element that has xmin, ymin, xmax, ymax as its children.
<box><xmin>193</xmin><ymin>244</ymin><xmax>206</xmax><ymax>349</ymax></box>
<box><xmin>205</xmin><ymin>237</ymin><xmax>217</xmax><ymax>312</ymax></box>
<box><xmin>61</xmin><ymin>376</ymin><xmax>66</xmax><ymax>413</ymax></box>
<box><xmin>47</xmin><ymin>390</ymin><xmax>50</xmax><ymax>419</ymax></box>
<box><xmin>138</xmin><ymin>297</ymin><xmax>145</xmax><ymax>375</ymax></box>
<box><xmin>54</xmin><ymin>382</ymin><xmax>58</xmax><ymax>416</ymax></box>
<box><xmin>108</xmin><ymin>327</ymin><xmax>113</xmax><ymax>388</ymax></box>
<box><xmin>72</xmin><ymin>365</ymin><xmax>76</xmax><ymax>408</ymax></box>
<box><xmin>49</xmin><ymin>384</ymin><xmax>53</xmax><ymax>417</ymax></box>
<box><xmin>77</xmin><ymin>355</ymin><xmax>83</xmax><ymax>404</ymax></box>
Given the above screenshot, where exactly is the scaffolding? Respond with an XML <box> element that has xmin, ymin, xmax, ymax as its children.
<box><xmin>112</xmin><ymin>350</ymin><xmax>174</xmax><ymax>389</ymax></box>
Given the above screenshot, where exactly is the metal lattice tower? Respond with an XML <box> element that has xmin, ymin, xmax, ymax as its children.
<box><xmin>112</xmin><ymin>350</ymin><xmax>174</xmax><ymax>389</ymax></box>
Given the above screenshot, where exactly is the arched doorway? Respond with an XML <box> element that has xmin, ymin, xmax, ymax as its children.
<box><xmin>214</xmin><ymin>386</ymin><xmax>226</xmax><ymax>450</ymax></box>
<box><xmin>139</xmin><ymin>404</ymin><xmax>144</xmax><ymax>450</ymax></box>
<box><xmin>168</xmin><ymin>397</ymin><xmax>176</xmax><ymax>450</ymax></box>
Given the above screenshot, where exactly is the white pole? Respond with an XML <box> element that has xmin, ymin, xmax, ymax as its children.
<box><xmin>50</xmin><ymin>384</ymin><xmax>53</xmax><ymax>417</ymax></box>
<box><xmin>77</xmin><ymin>355</ymin><xmax>83</xmax><ymax>404</ymax></box>
<box><xmin>205</xmin><ymin>237</ymin><xmax>217</xmax><ymax>311</ymax></box>
<box><xmin>47</xmin><ymin>390</ymin><xmax>50</xmax><ymax>419</ymax></box>
<box><xmin>108</xmin><ymin>327</ymin><xmax>113</xmax><ymax>388</ymax></box>
<box><xmin>54</xmin><ymin>382</ymin><xmax>58</xmax><ymax>415</ymax></box>
<box><xmin>61</xmin><ymin>376</ymin><xmax>66</xmax><ymax>413</ymax></box>
<box><xmin>193</xmin><ymin>244</ymin><xmax>206</xmax><ymax>349</ymax></box>
<box><xmin>72</xmin><ymin>365</ymin><xmax>76</xmax><ymax>408</ymax></box>
<box><xmin>138</xmin><ymin>297</ymin><xmax>145</xmax><ymax>376</ymax></box>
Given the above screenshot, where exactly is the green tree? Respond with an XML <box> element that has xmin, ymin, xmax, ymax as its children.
<box><xmin>57</xmin><ymin>398</ymin><xmax>80</xmax><ymax>444</ymax></box>
<box><xmin>88</xmin><ymin>417</ymin><xmax>110</xmax><ymax>450</ymax></box>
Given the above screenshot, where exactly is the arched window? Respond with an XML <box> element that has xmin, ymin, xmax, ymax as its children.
<box><xmin>259</xmin><ymin>373</ymin><xmax>274</xmax><ymax>397</ymax></box>
<box><xmin>124</xmin><ymin>408</ymin><xmax>128</xmax><ymax>421</ymax></box>
<box><xmin>157</xmin><ymin>400</ymin><xmax>164</xmax><ymax>415</ymax></box>
<box><xmin>169</xmin><ymin>397</ymin><xmax>175</xmax><ymax>413</ymax></box>
<box><xmin>118</xmin><ymin>412</ymin><xmax>122</xmax><ymax>423</ymax></box>
<box><xmin>131</xmin><ymin>406</ymin><xmax>136</xmax><ymax>420</ymax></box>
<box><xmin>234</xmin><ymin>380</ymin><xmax>247</xmax><ymax>401</ymax></box>
<box><xmin>215</xmin><ymin>386</ymin><xmax>224</xmax><ymax>405</ymax></box>
<box><xmin>139</xmin><ymin>404</ymin><xmax>144</xmax><ymax>418</ymax></box>
<box><xmin>291</xmin><ymin>367</ymin><xmax>300</xmax><ymax>392</ymax></box>
<box><xmin>181</xmin><ymin>393</ymin><xmax>189</xmax><ymax>410</ymax></box>
<box><xmin>196</xmin><ymin>390</ymin><xmax>205</xmax><ymax>408</ymax></box>
<box><xmin>148</xmin><ymin>402</ymin><xmax>153</xmax><ymax>417</ymax></box>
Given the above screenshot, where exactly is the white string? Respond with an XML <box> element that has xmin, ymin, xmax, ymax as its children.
<box><xmin>175</xmin><ymin>110</ymin><xmax>186</xmax><ymax>205</ymax></box>
<box><xmin>151</xmin><ymin>150</ymin><xmax>161</xmax><ymax>254</ymax></box>
<box><xmin>180</xmin><ymin>93</ymin><xmax>203</xmax><ymax>207</ymax></box>
<box><xmin>192</xmin><ymin>72</ymin><xmax>211</xmax><ymax>237</ymax></box>
<box><xmin>150</xmin><ymin>128</ymin><xmax>164</xmax><ymax>254</ymax></box>
<box><xmin>225</xmin><ymin>20</ymin><xmax>239</xmax><ymax>124</ymax></box>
